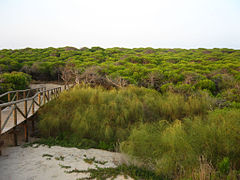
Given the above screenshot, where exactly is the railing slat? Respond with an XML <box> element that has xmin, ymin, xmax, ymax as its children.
<box><xmin>1</xmin><ymin>106</ymin><xmax>14</xmax><ymax>131</ymax></box>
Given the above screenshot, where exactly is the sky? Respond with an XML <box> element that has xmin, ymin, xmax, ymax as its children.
<box><xmin>0</xmin><ymin>0</ymin><xmax>240</xmax><ymax>49</ymax></box>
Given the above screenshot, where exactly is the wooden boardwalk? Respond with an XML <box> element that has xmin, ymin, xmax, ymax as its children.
<box><xmin>1</xmin><ymin>95</ymin><xmax>39</xmax><ymax>134</ymax></box>
<box><xmin>0</xmin><ymin>85</ymin><xmax>66</xmax><ymax>155</ymax></box>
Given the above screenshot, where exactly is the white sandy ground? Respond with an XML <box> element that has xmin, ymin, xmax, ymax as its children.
<box><xmin>0</xmin><ymin>145</ymin><xmax>133</xmax><ymax>180</ymax></box>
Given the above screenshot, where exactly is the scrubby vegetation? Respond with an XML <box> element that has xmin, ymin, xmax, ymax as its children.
<box><xmin>121</xmin><ymin>109</ymin><xmax>240</xmax><ymax>179</ymax></box>
<box><xmin>68</xmin><ymin>164</ymin><xmax>164</xmax><ymax>180</ymax></box>
<box><xmin>37</xmin><ymin>85</ymin><xmax>240</xmax><ymax>179</ymax></box>
<box><xmin>38</xmin><ymin>86</ymin><xmax>215</xmax><ymax>150</ymax></box>
<box><xmin>0</xmin><ymin>72</ymin><xmax>31</xmax><ymax>94</ymax></box>
<box><xmin>0</xmin><ymin>47</ymin><xmax>239</xmax><ymax>102</ymax></box>
<box><xmin>1</xmin><ymin>46</ymin><xmax>239</xmax><ymax>179</ymax></box>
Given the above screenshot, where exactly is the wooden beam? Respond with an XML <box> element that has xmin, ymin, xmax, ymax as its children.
<box><xmin>38</xmin><ymin>93</ymin><xmax>41</xmax><ymax>106</ymax></box>
<box><xmin>47</xmin><ymin>90</ymin><xmax>50</xmax><ymax>102</ymax></box>
<box><xmin>8</xmin><ymin>93</ymin><xmax>10</xmax><ymax>102</ymax></box>
<box><xmin>13</xmin><ymin>104</ymin><xmax>17</xmax><ymax>146</ymax></box>
<box><xmin>32</xmin><ymin>99</ymin><xmax>35</xmax><ymax>133</ymax></box>
<box><xmin>24</xmin><ymin>92</ymin><xmax>27</xmax><ymax>117</ymax></box>
<box><xmin>32</xmin><ymin>99</ymin><xmax>35</xmax><ymax>114</ymax></box>
<box><xmin>43</xmin><ymin>91</ymin><xmax>46</xmax><ymax>104</ymax></box>
<box><xmin>16</xmin><ymin>92</ymin><xmax>19</xmax><ymax>101</ymax></box>
<box><xmin>24</xmin><ymin>91</ymin><xmax>28</xmax><ymax>142</ymax></box>
<box><xmin>24</xmin><ymin>121</ymin><xmax>28</xmax><ymax>142</ymax></box>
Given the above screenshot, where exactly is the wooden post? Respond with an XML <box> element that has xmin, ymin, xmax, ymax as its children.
<box><xmin>24</xmin><ymin>92</ymin><xmax>27</xmax><ymax>116</ymax></box>
<box><xmin>24</xmin><ymin>92</ymin><xmax>28</xmax><ymax>142</ymax></box>
<box><xmin>43</xmin><ymin>91</ymin><xmax>46</xmax><ymax>104</ymax></box>
<box><xmin>47</xmin><ymin>90</ymin><xmax>50</xmax><ymax>102</ymax></box>
<box><xmin>38</xmin><ymin>93</ymin><xmax>41</xmax><ymax>106</ymax></box>
<box><xmin>16</xmin><ymin>92</ymin><xmax>19</xmax><ymax>101</ymax></box>
<box><xmin>24</xmin><ymin>121</ymin><xmax>28</xmax><ymax>142</ymax></box>
<box><xmin>13</xmin><ymin>104</ymin><xmax>17</xmax><ymax>146</ymax></box>
<box><xmin>32</xmin><ymin>99</ymin><xmax>35</xmax><ymax>115</ymax></box>
<box><xmin>32</xmin><ymin>99</ymin><xmax>35</xmax><ymax>133</ymax></box>
<box><xmin>8</xmin><ymin>93</ymin><xmax>11</xmax><ymax>102</ymax></box>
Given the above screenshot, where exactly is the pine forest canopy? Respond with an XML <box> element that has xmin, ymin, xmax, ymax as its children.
<box><xmin>0</xmin><ymin>47</ymin><xmax>239</xmax><ymax>101</ymax></box>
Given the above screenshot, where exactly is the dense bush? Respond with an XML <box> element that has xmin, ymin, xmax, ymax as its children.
<box><xmin>121</xmin><ymin>109</ymin><xmax>240</xmax><ymax>179</ymax></box>
<box><xmin>194</xmin><ymin>79</ymin><xmax>216</xmax><ymax>94</ymax></box>
<box><xmin>37</xmin><ymin>85</ymin><xmax>240</xmax><ymax>179</ymax></box>
<box><xmin>38</xmin><ymin>85</ymin><xmax>215</xmax><ymax>150</ymax></box>
<box><xmin>0</xmin><ymin>71</ymin><xmax>31</xmax><ymax>94</ymax></box>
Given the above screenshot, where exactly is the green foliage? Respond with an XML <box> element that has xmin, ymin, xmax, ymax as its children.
<box><xmin>36</xmin><ymin>84</ymin><xmax>240</xmax><ymax>179</ymax></box>
<box><xmin>66</xmin><ymin>164</ymin><xmax>165</xmax><ymax>180</ymax></box>
<box><xmin>195</xmin><ymin>79</ymin><xmax>216</xmax><ymax>93</ymax></box>
<box><xmin>42</xmin><ymin>154</ymin><xmax>53</xmax><ymax>158</ymax></box>
<box><xmin>83</xmin><ymin>156</ymin><xmax>107</xmax><ymax>165</ymax></box>
<box><xmin>7</xmin><ymin>46</ymin><xmax>237</xmax><ymax>179</ymax></box>
<box><xmin>217</xmin><ymin>157</ymin><xmax>230</xmax><ymax>175</ymax></box>
<box><xmin>220</xmin><ymin>88</ymin><xmax>240</xmax><ymax>102</ymax></box>
<box><xmin>121</xmin><ymin>109</ymin><xmax>240</xmax><ymax>178</ymax></box>
<box><xmin>55</xmin><ymin>156</ymin><xmax>64</xmax><ymax>161</ymax></box>
<box><xmin>0</xmin><ymin>71</ymin><xmax>31</xmax><ymax>94</ymax></box>
<box><xmin>0</xmin><ymin>47</ymin><xmax>239</xmax><ymax>101</ymax></box>
<box><xmin>38</xmin><ymin>85</ymin><xmax>215</xmax><ymax>150</ymax></box>
<box><xmin>59</xmin><ymin>164</ymin><xmax>71</xmax><ymax>169</ymax></box>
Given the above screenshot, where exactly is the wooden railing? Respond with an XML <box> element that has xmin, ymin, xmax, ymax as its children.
<box><xmin>0</xmin><ymin>86</ymin><xmax>46</xmax><ymax>103</ymax></box>
<box><xmin>0</xmin><ymin>86</ymin><xmax>62</xmax><ymax>155</ymax></box>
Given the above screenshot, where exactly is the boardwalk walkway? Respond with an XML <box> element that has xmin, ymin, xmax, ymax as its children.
<box><xmin>1</xmin><ymin>95</ymin><xmax>40</xmax><ymax>134</ymax></box>
<box><xmin>0</xmin><ymin>84</ymin><xmax>67</xmax><ymax>155</ymax></box>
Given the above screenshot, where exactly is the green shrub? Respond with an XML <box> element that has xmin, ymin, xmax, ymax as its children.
<box><xmin>121</xmin><ymin>109</ymin><xmax>240</xmax><ymax>178</ymax></box>
<box><xmin>0</xmin><ymin>71</ymin><xmax>31</xmax><ymax>94</ymax></box>
<box><xmin>217</xmin><ymin>157</ymin><xmax>230</xmax><ymax>175</ymax></box>
<box><xmin>120</xmin><ymin>121</ymin><xmax>197</xmax><ymax>178</ymax></box>
<box><xmin>220</xmin><ymin>88</ymin><xmax>240</xmax><ymax>102</ymax></box>
<box><xmin>211</xmin><ymin>74</ymin><xmax>236</xmax><ymax>91</ymax></box>
<box><xmin>38</xmin><ymin>85</ymin><xmax>158</xmax><ymax>149</ymax></box>
<box><xmin>173</xmin><ymin>83</ymin><xmax>195</xmax><ymax>94</ymax></box>
<box><xmin>160</xmin><ymin>83</ymin><xmax>174</xmax><ymax>93</ymax></box>
<box><xmin>38</xmin><ymin>85</ymin><xmax>215</xmax><ymax>149</ymax></box>
<box><xmin>194</xmin><ymin>79</ymin><xmax>216</xmax><ymax>93</ymax></box>
<box><xmin>150</xmin><ymin>91</ymin><xmax>215</xmax><ymax>121</ymax></box>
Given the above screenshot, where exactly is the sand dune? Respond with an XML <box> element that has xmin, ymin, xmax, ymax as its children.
<box><xmin>0</xmin><ymin>145</ymin><xmax>132</xmax><ymax>180</ymax></box>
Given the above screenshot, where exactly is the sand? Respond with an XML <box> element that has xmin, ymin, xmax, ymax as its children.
<box><xmin>0</xmin><ymin>145</ymin><xmax>132</xmax><ymax>180</ymax></box>
<box><xmin>30</xmin><ymin>83</ymin><xmax>65</xmax><ymax>90</ymax></box>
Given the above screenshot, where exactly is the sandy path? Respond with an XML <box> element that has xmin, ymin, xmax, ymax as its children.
<box><xmin>30</xmin><ymin>83</ymin><xmax>65</xmax><ymax>90</ymax></box>
<box><xmin>0</xmin><ymin>145</ymin><xmax>131</xmax><ymax>180</ymax></box>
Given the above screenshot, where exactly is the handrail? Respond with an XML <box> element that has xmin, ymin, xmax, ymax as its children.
<box><xmin>0</xmin><ymin>85</ymin><xmax>72</xmax><ymax>155</ymax></box>
<box><xmin>0</xmin><ymin>86</ymin><xmax>62</xmax><ymax>133</ymax></box>
<box><xmin>0</xmin><ymin>87</ymin><xmax>60</xmax><ymax>107</ymax></box>
<box><xmin>0</xmin><ymin>86</ymin><xmax>46</xmax><ymax>98</ymax></box>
